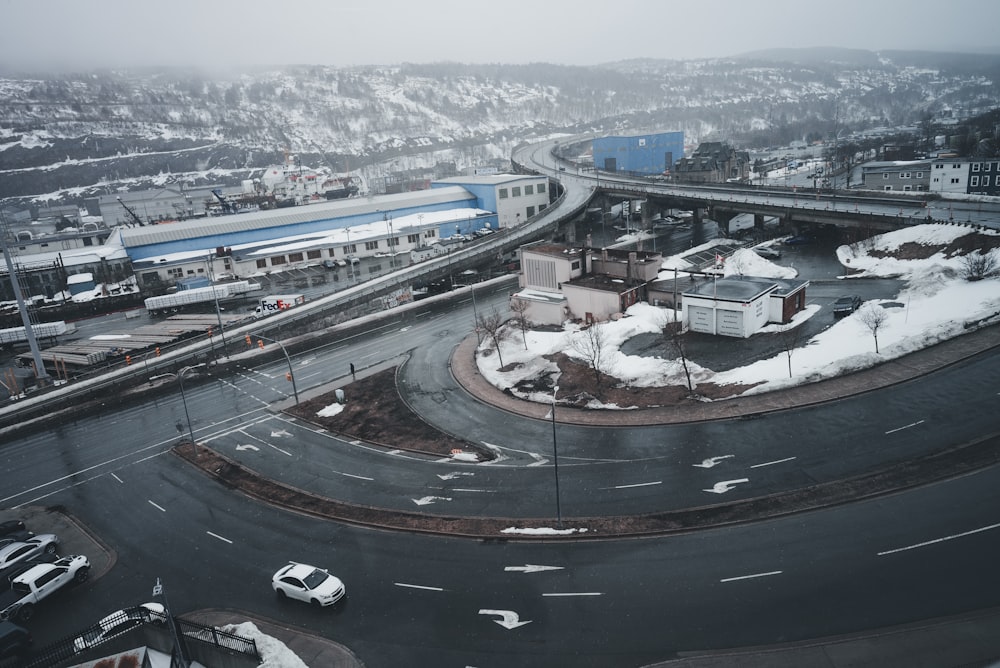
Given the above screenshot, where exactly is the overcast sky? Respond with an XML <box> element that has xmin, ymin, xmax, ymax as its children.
<box><xmin>3</xmin><ymin>0</ymin><xmax>998</xmax><ymax>73</ymax></box>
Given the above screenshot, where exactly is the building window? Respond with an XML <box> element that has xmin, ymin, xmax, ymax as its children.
<box><xmin>884</xmin><ymin>186</ymin><xmax>893</xmax><ymax>191</ymax></box>
<box><xmin>903</xmin><ymin>185</ymin><xmax>912</xmax><ymax>191</ymax></box>
<box><xmin>950</xmin><ymin>178</ymin><xmax>960</xmax><ymax>184</ymax></box>
<box><xmin>328</xmin><ymin>248</ymin><xmax>337</xmax><ymax>257</ymax></box>
<box><xmin>916</xmin><ymin>172</ymin><xmax>923</xmax><ymax>178</ymax></box>
<box><xmin>407</xmin><ymin>233</ymin><xmax>420</xmax><ymax>244</ymax></box>
<box><xmin>499</xmin><ymin>188</ymin><xmax>508</xmax><ymax>199</ymax></box>
<box><xmin>971</xmin><ymin>176</ymin><xmax>979</xmax><ymax>186</ymax></box>
<box><xmin>524</xmin><ymin>184</ymin><xmax>534</xmax><ymax>195</ymax></box>
<box><xmin>981</xmin><ymin>176</ymin><xmax>990</xmax><ymax>186</ymax></box>
<box><xmin>387</xmin><ymin>236</ymin><xmax>398</xmax><ymax>248</ymax></box>
<box><xmin>883</xmin><ymin>173</ymin><xmax>889</xmax><ymax>180</ymax></box>
<box><xmin>368</xmin><ymin>264</ymin><xmax>381</xmax><ymax>274</ymax></box>
<box><xmin>365</xmin><ymin>240</ymin><xmax>379</xmax><ymax>251</ymax></box>
<box><xmin>972</xmin><ymin>162</ymin><xmax>981</xmax><ymax>172</ymax></box>
<box><xmin>307</xmin><ymin>250</ymin><xmax>321</xmax><ymax>260</ymax></box>
<box><xmin>527</xmin><ymin>206</ymin><xmax>535</xmax><ymax>217</ymax></box>
<box><xmin>270</xmin><ymin>255</ymin><xmax>286</xmax><ymax>265</ymax></box>
<box><xmin>953</xmin><ymin>163</ymin><xmax>961</xmax><ymax>169</ymax></box>
<box><xmin>256</xmin><ymin>259</ymin><xmax>267</xmax><ymax>269</ymax></box>
<box><xmin>511</xmin><ymin>186</ymin><xmax>521</xmax><ymax>197</ymax></box>
<box><xmin>537</xmin><ymin>182</ymin><xmax>546</xmax><ymax>193</ymax></box>
<box><xmin>571</xmin><ymin>260</ymin><xmax>581</xmax><ymax>270</ymax></box>
<box><xmin>424</xmin><ymin>229</ymin><xmax>436</xmax><ymax>238</ymax></box>
<box><xmin>343</xmin><ymin>244</ymin><xmax>356</xmax><ymax>255</ymax></box>
<box><xmin>288</xmin><ymin>252</ymin><xmax>304</xmax><ymax>262</ymax></box>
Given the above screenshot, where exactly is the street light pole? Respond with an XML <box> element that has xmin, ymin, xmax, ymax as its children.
<box><xmin>152</xmin><ymin>578</ymin><xmax>189</xmax><ymax>668</ymax></box>
<box><xmin>205</xmin><ymin>253</ymin><xmax>229</xmax><ymax>359</ymax></box>
<box><xmin>151</xmin><ymin>364</ymin><xmax>203</xmax><ymax>458</ymax></box>
<box><xmin>252</xmin><ymin>333</ymin><xmax>299</xmax><ymax>405</ymax></box>
<box><xmin>551</xmin><ymin>386</ymin><xmax>563</xmax><ymax>529</ymax></box>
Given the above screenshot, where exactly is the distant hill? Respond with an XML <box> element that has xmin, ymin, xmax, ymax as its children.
<box><xmin>733</xmin><ymin>47</ymin><xmax>882</xmax><ymax>67</ymax></box>
<box><xmin>1</xmin><ymin>52</ymin><xmax>998</xmax><ymax>208</ymax></box>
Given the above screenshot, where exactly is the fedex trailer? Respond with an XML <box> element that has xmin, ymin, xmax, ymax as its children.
<box><xmin>254</xmin><ymin>294</ymin><xmax>305</xmax><ymax>317</ymax></box>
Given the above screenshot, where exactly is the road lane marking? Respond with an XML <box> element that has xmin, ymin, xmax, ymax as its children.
<box><xmin>877</xmin><ymin>521</ymin><xmax>1000</xmax><ymax>556</ymax></box>
<box><xmin>601</xmin><ymin>481</ymin><xmax>662</xmax><ymax>490</ymax></box>
<box><xmin>111</xmin><ymin>473</ymin><xmax>124</xmax><ymax>484</ymax></box>
<box><xmin>885</xmin><ymin>419</ymin><xmax>925</xmax><ymax>435</ymax></box>
<box><xmin>542</xmin><ymin>592</ymin><xmax>603</xmax><ymax>597</ymax></box>
<box><xmin>206</xmin><ymin>531</ymin><xmax>233</xmax><ymax>544</ymax></box>
<box><xmin>394</xmin><ymin>582</ymin><xmax>444</xmax><ymax>591</ymax></box>
<box><xmin>751</xmin><ymin>456</ymin><xmax>797</xmax><ymax>468</ymax></box>
<box><xmin>720</xmin><ymin>570</ymin><xmax>782</xmax><ymax>583</ymax></box>
<box><xmin>336</xmin><ymin>471</ymin><xmax>375</xmax><ymax>481</ymax></box>
<box><xmin>148</xmin><ymin>500</ymin><xmax>166</xmax><ymax>512</ymax></box>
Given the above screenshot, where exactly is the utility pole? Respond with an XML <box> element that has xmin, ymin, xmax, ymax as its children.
<box><xmin>0</xmin><ymin>218</ymin><xmax>50</xmax><ymax>388</ymax></box>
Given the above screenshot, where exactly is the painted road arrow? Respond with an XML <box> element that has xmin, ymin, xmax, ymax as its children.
<box><xmin>479</xmin><ymin>609</ymin><xmax>532</xmax><ymax>629</ymax></box>
<box><xmin>270</xmin><ymin>429</ymin><xmax>292</xmax><ymax>438</ymax></box>
<box><xmin>412</xmin><ymin>496</ymin><xmax>453</xmax><ymax>506</ymax></box>
<box><xmin>504</xmin><ymin>564</ymin><xmax>564</xmax><ymax>573</ymax></box>
<box><xmin>235</xmin><ymin>444</ymin><xmax>260</xmax><ymax>452</ymax></box>
<box><xmin>693</xmin><ymin>455</ymin><xmax>734</xmax><ymax>468</ymax></box>
<box><xmin>437</xmin><ymin>472</ymin><xmax>475</xmax><ymax>480</ymax></box>
<box><xmin>703</xmin><ymin>478</ymin><xmax>749</xmax><ymax>494</ymax></box>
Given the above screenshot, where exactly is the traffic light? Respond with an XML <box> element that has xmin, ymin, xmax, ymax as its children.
<box><xmin>257</xmin><ymin>339</ymin><xmax>264</xmax><ymax>349</ymax></box>
<box><xmin>245</xmin><ymin>334</ymin><xmax>252</xmax><ymax>346</ymax></box>
<box><xmin>125</xmin><ymin>355</ymin><xmax>132</xmax><ymax>365</ymax></box>
<box><xmin>155</xmin><ymin>347</ymin><xmax>160</xmax><ymax>357</ymax></box>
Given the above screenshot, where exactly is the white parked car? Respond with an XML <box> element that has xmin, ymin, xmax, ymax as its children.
<box><xmin>272</xmin><ymin>562</ymin><xmax>345</xmax><ymax>607</ymax></box>
<box><xmin>73</xmin><ymin>602</ymin><xmax>166</xmax><ymax>652</ymax></box>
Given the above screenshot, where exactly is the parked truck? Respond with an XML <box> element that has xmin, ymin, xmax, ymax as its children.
<box><xmin>0</xmin><ymin>555</ymin><xmax>90</xmax><ymax>622</ymax></box>
<box><xmin>144</xmin><ymin>280</ymin><xmax>260</xmax><ymax>316</ymax></box>
<box><xmin>0</xmin><ymin>321</ymin><xmax>75</xmax><ymax>346</ymax></box>
<box><xmin>254</xmin><ymin>294</ymin><xmax>305</xmax><ymax>317</ymax></box>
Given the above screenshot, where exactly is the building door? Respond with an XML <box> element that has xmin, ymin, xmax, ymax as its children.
<box><xmin>664</xmin><ymin>151</ymin><xmax>673</xmax><ymax>171</ymax></box>
<box><xmin>688</xmin><ymin>306</ymin><xmax>713</xmax><ymax>333</ymax></box>
<box><xmin>717</xmin><ymin>309</ymin><xmax>744</xmax><ymax>337</ymax></box>
<box><xmin>603</xmin><ymin>157</ymin><xmax>617</xmax><ymax>171</ymax></box>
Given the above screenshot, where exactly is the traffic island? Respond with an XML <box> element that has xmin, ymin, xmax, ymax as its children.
<box><xmin>172</xmin><ymin>432</ymin><xmax>1000</xmax><ymax>540</ymax></box>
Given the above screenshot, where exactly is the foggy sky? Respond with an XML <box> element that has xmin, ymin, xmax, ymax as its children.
<box><xmin>4</xmin><ymin>0</ymin><xmax>998</xmax><ymax>73</ymax></box>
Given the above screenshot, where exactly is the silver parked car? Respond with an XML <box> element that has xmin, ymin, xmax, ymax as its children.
<box><xmin>0</xmin><ymin>535</ymin><xmax>58</xmax><ymax>571</ymax></box>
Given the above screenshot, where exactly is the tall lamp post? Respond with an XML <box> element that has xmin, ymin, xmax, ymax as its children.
<box><xmin>252</xmin><ymin>333</ymin><xmax>299</xmax><ymax>405</ymax></box>
<box><xmin>152</xmin><ymin>578</ymin><xmax>189</xmax><ymax>668</ymax></box>
<box><xmin>550</xmin><ymin>386</ymin><xmax>563</xmax><ymax>529</ymax></box>
<box><xmin>204</xmin><ymin>253</ymin><xmax>229</xmax><ymax>359</ymax></box>
<box><xmin>151</xmin><ymin>364</ymin><xmax>204</xmax><ymax>458</ymax></box>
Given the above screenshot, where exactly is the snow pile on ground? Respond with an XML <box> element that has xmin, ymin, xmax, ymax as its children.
<box><xmin>477</xmin><ymin>224</ymin><xmax>1000</xmax><ymax>404</ymax></box>
<box><xmin>316</xmin><ymin>402</ymin><xmax>345</xmax><ymax>418</ymax></box>
<box><xmin>222</xmin><ymin>622</ymin><xmax>310</xmax><ymax>668</ymax></box>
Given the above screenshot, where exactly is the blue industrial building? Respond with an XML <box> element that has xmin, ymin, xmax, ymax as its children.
<box><xmin>592</xmin><ymin>131</ymin><xmax>684</xmax><ymax>175</ymax></box>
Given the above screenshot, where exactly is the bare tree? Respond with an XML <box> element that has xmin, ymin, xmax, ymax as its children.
<box><xmin>476</xmin><ymin>309</ymin><xmax>506</xmax><ymax>367</ymax></box>
<box><xmin>661</xmin><ymin>319</ymin><xmax>694</xmax><ymax>392</ymax></box>
<box><xmin>857</xmin><ymin>303</ymin><xmax>889</xmax><ymax>353</ymax></box>
<box><xmin>567</xmin><ymin>321</ymin><xmax>610</xmax><ymax>390</ymax></box>
<box><xmin>959</xmin><ymin>251</ymin><xmax>998</xmax><ymax>281</ymax></box>
<box><xmin>508</xmin><ymin>297</ymin><xmax>531</xmax><ymax>350</ymax></box>
<box><xmin>776</xmin><ymin>321</ymin><xmax>803</xmax><ymax>378</ymax></box>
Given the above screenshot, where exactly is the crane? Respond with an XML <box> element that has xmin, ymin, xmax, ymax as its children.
<box><xmin>116</xmin><ymin>197</ymin><xmax>145</xmax><ymax>227</ymax></box>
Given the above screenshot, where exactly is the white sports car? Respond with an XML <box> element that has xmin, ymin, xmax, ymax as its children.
<box><xmin>272</xmin><ymin>562</ymin><xmax>346</xmax><ymax>607</ymax></box>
